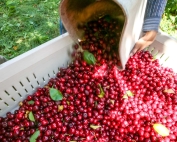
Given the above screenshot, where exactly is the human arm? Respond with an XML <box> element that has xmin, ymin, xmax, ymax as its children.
<box><xmin>130</xmin><ymin>0</ymin><xmax>167</xmax><ymax>56</ymax></box>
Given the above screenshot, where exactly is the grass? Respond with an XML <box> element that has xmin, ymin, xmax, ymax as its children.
<box><xmin>0</xmin><ymin>0</ymin><xmax>60</xmax><ymax>59</ymax></box>
<box><xmin>161</xmin><ymin>0</ymin><xmax>177</xmax><ymax>38</ymax></box>
<box><xmin>160</xmin><ymin>14</ymin><xmax>177</xmax><ymax>39</ymax></box>
<box><xmin>0</xmin><ymin>0</ymin><xmax>176</xmax><ymax>60</ymax></box>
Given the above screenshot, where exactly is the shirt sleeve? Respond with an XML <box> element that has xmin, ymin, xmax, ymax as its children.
<box><xmin>143</xmin><ymin>0</ymin><xmax>167</xmax><ymax>32</ymax></box>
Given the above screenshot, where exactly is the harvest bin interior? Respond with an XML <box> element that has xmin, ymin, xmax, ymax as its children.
<box><xmin>0</xmin><ymin>32</ymin><xmax>177</xmax><ymax>117</ymax></box>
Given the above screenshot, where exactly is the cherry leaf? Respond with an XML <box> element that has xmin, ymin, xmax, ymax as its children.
<box><xmin>19</xmin><ymin>101</ymin><xmax>23</xmax><ymax>106</ymax></box>
<box><xmin>104</xmin><ymin>15</ymin><xmax>111</xmax><ymax>22</ymax></box>
<box><xmin>25</xmin><ymin>111</ymin><xmax>29</xmax><ymax>118</ymax></box>
<box><xmin>153</xmin><ymin>55</ymin><xmax>157</xmax><ymax>60</ymax></box>
<box><xmin>90</xmin><ymin>124</ymin><xmax>101</xmax><ymax>129</ymax></box>
<box><xmin>163</xmin><ymin>89</ymin><xmax>175</xmax><ymax>94</ymax></box>
<box><xmin>28</xmin><ymin>100</ymin><xmax>34</xmax><ymax>105</ymax></box>
<box><xmin>30</xmin><ymin>130</ymin><xmax>40</xmax><ymax>142</ymax></box>
<box><xmin>94</xmin><ymin>32</ymin><xmax>99</xmax><ymax>37</ymax></box>
<box><xmin>29</xmin><ymin>111</ymin><xmax>35</xmax><ymax>122</ymax></box>
<box><xmin>49</xmin><ymin>88</ymin><xmax>63</xmax><ymax>101</ymax></box>
<box><xmin>126</xmin><ymin>90</ymin><xmax>134</xmax><ymax>97</ymax></box>
<box><xmin>153</xmin><ymin>123</ymin><xmax>169</xmax><ymax>137</ymax></box>
<box><xmin>151</xmin><ymin>55</ymin><xmax>157</xmax><ymax>61</ymax></box>
<box><xmin>123</xmin><ymin>94</ymin><xmax>128</xmax><ymax>99</ymax></box>
<box><xmin>110</xmin><ymin>100</ymin><xmax>115</xmax><ymax>104</ymax></box>
<box><xmin>123</xmin><ymin>90</ymin><xmax>134</xmax><ymax>99</ymax></box>
<box><xmin>67</xmin><ymin>101</ymin><xmax>70</xmax><ymax>105</ymax></box>
<box><xmin>58</xmin><ymin>105</ymin><xmax>64</xmax><ymax>112</ymax></box>
<box><xmin>83</xmin><ymin>50</ymin><xmax>96</xmax><ymax>65</ymax></box>
<box><xmin>98</xmin><ymin>85</ymin><xmax>105</xmax><ymax>98</ymax></box>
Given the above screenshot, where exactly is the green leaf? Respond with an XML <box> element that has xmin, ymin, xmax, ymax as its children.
<box><xmin>83</xmin><ymin>51</ymin><xmax>96</xmax><ymax>65</ymax></box>
<box><xmin>3</xmin><ymin>14</ymin><xmax>8</xmax><ymax>18</ymax></box>
<box><xmin>126</xmin><ymin>90</ymin><xmax>134</xmax><ymax>97</ymax></box>
<box><xmin>90</xmin><ymin>124</ymin><xmax>101</xmax><ymax>129</ymax></box>
<box><xmin>153</xmin><ymin>55</ymin><xmax>157</xmax><ymax>60</ymax></box>
<box><xmin>6</xmin><ymin>1</ymin><xmax>15</xmax><ymax>6</ymax></box>
<box><xmin>28</xmin><ymin>100</ymin><xmax>34</xmax><ymax>105</ymax></box>
<box><xmin>29</xmin><ymin>111</ymin><xmax>35</xmax><ymax>122</ymax></box>
<box><xmin>29</xmin><ymin>21</ymin><xmax>34</xmax><ymax>25</ymax></box>
<box><xmin>98</xmin><ymin>85</ymin><xmax>105</xmax><ymax>98</ymax></box>
<box><xmin>123</xmin><ymin>94</ymin><xmax>128</xmax><ymax>99</ymax></box>
<box><xmin>30</xmin><ymin>130</ymin><xmax>40</xmax><ymax>142</ymax></box>
<box><xmin>104</xmin><ymin>15</ymin><xmax>111</xmax><ymax>22</ymax></box>
<box><xmin>94</xmin><ymin>32</ymin><xmax>99</xmax><ymax>37</ymax></box>
<box><xmin>123</xmin><ymin>90</ymin><xmax>134</xmax><ymax>99</ymax></box>
<box><xmin>16</xmin><ymin>23</ymin><xmax>21</xmax><ymax>27</ymax></box>
<box><xmin>49</xmin><ymin>88</ymin><xmax>63</xmax><ymax>101</ymax></box>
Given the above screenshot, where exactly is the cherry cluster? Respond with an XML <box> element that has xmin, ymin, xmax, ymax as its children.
<box><xmin>0</xmin><ymin>16</ymin><xmax>177</xmax><ymax>142</ymax></box>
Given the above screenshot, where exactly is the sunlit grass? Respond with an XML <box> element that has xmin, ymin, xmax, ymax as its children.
<box><xmin>0</xmin><ymin>0</ymin><xmax>60</xmax><ymax>59</ymax></box>
<box><xmin>160</xmin><ymin>14</ymin><xmax>177</xmax><ymax>39</ymax></box>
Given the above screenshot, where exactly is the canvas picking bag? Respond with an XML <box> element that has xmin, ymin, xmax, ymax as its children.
<box><xmin>59</xmin><ymin>0</ymin><xmax>147</xmax><ymax>69</ymax></box>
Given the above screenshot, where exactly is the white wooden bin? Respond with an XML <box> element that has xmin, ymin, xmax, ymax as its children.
<box><xmin>0</xmin><ymin>32</ymin><xmax>177</xmax><ymax>117</ymax></box>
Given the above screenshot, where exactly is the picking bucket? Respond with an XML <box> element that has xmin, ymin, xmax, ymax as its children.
<box><xmin>59</xmin><ymin>0</ymin><xmax>147</xmax><ymax>69</ymax></box>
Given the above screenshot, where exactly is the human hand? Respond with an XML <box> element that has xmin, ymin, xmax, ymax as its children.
<box><xmin>130</xmin><ymin>30</ymin><xmax>157</xmax><ymax>56</ymax></box>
